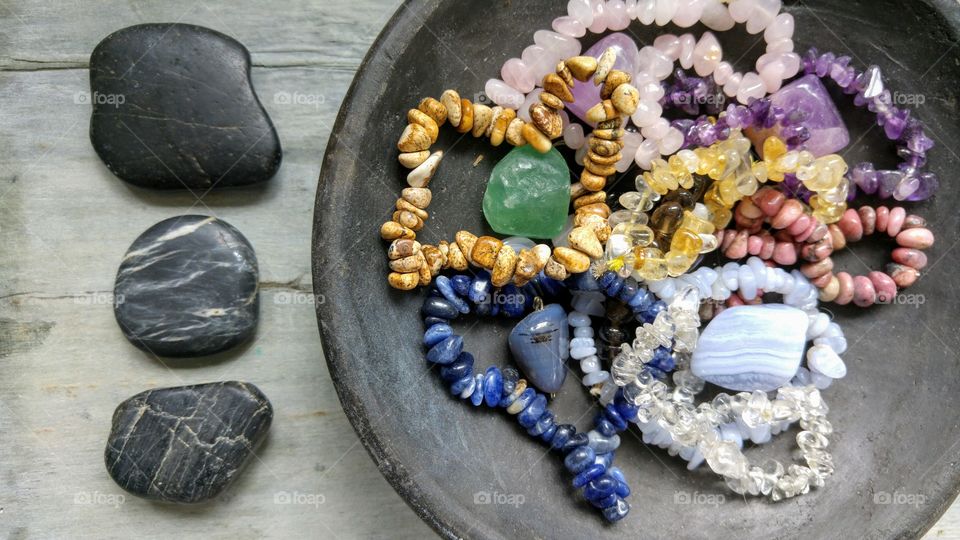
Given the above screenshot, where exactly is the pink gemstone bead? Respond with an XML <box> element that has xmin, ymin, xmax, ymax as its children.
<box><xmin>858</xmin><ymin>206</ymin><xmax>876</xmax><ymax>235</ymax></box>
<box><xmin>723</xmin><ymin>73</ymin><xmax>743</xmax><ymax>98</ymax></box>
<box><xmin>728</xmin><ymin>0</ymin><xmax>756</xmax><ymax>23</ymax></box>
<box><xmin>726</xmin><ymin>230</ymin><xmax>749</xmax><ymax>259</ymax></box>
<box><xmin>713</xmin><ymin>61</ymin><xmax>734</xmax><ymax>85</ymax></box>
<box><xmin>588</xmin><ymin>0</ymin><xmax>608</xmax><ymax>33</ymax></box>
<box><xmin>875</xmin><ymin>206</ymin><xmax>890</xmax><ymax>233</ymax></box>
<box><xmin>518</xmin><ymin>89</ymin><xmax>542</xmax><ymax>122</ymax></box>
<box><xmin>564</xmin><ymin>122</ymin><xmax>586</xmax><ymax>149</ymax></box>
<box><xmin>701</xmin><ymin>0</ymin><xmax>735</xmax><ymax>30</ymax></box>
<box><xmin>606</xmin><ymin>0</ymin><xmax>631</xmax><ymax>31</ymax></box>
<box><xmin>766</xmin><ymin>38</ymin><xmax>794</xmax><ymax>53</ymax></box>
<box><xmin>764</xmin><ymin>12</ymin><xmax>794</xmax><ymax>42</ymax></box>
<box><xmin>747</xmin><ymin>235</ymin><xmax>763</xmax><ymax>255</ymax></box>
<box><xmin>568</xmin><ymin>0</ymin><xmax>595</xmax><ymax>24</ymax></box>
<box><xmin>889</xmin><ymin>265</ymin><xmax>920</xmax><ymax>288</ymax></box>
<box><xmin>835</xmin><ymin>272</ymin><xmax>854</xmax><ymax>305</ymax></box>
<box><xmin>869</xmin><ymin>271</ymin><xmax>898</xmax><ymax>304</ymax></box>
<box><xmin>655</xmin><ymin>0</ymin><xmax>678</xmax><ymax>26</ymax></box>
<box><xmin>760</xmin><ymin>234</ymin><xmax>776</xmax><ymax>259</ymax></box>
<box><xmin>852</xmin><ymin>275</ymin><xmax>877</xmax><ymax>307</ymax></box>
<box><xmin>892</xmin><ymin>247</ymin><xmax>928</xmax><ymax>270</ymax></box>
<box><xmin>896</xmin><ymin>228</ymin><xmax>934</xmax><ymax>249</ymax></box>
<box><xmin>501</xmin><ymin>58</ymin><xmax>536</xmax><ymax>93</ymax></box>
<box><xmin>836</xmin><ymin>209</ymin><xmax>863</xmax><ymax>242</ymax></box>
<box><xmin>672</xmin><ymin>0</ymin><xmax>705</xmax><ymax>28</ymax></box>
<box><xmin>693</xmin><ymin>32</ymin><xmax>722</xmax><ymax>77</ymax></box>
<box><xmin>886</xmin><ymin>207</ymin><xmax>906</xmax><ymax>237</ymax></box>
<box><xmin>534</xmin><ymin>30</ymin><xmax>582</xmax><ymax>60</ymax></box>
<box><xmin>678</xmin><ymin>33</ymin><xmax>697</xmax><ymax>69</ymax></box>
<box><xmin>658</xmin><ymin>127</ymin><xmax>684</xmax><ymax>155</ymax></box>
<box><xmin>737</xmin><ymin>72</ymin><xmax>767</xmax><ymax>104</ymax></box>
<box><xmin>636</xmin><ymin>0</ymin><xmax>657</xmax><ymax>24</ymax></box>
<box><xmin>552</xmin><ymin>16</ymin><xmax>588</xmax><ymax>38</ymax></box>
<box><xmin>654</xmin><ymin>34</ymin><xmax>682</xmax><ymax>60</ymax></box>
<box><xmin>634</xmin><ymin>139</ymin><xmax>660</xmax><ymax>169</ymax></box>
<box><xmin>771</xmin><ymin>199</ymin><xmax>803</xmax><ymax>229</ymax></box>
<box><xmin>745</xmin><ymin>0</ymin><xmax>781</xmax><ymax>34</ymax></box>
<box><xmin>786</xmin><ymin>214</ymin><xmax>811</xmax><ymax>236</ymax></box>
<box><xmin>485</xmin><ymin>79</ymin><xmax>524</xmax><ymax>109</ymax></box>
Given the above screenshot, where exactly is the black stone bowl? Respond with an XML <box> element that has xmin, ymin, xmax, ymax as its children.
<box><xmin>313</xmin><ymin>1</ymin><xmax>960</xmax><ymax>538</ymax></box>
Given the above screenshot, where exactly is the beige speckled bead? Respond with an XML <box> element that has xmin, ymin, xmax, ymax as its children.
<box><xmin>389</xmin><ymin>253</ymin><xmax>425</xmax><ymax>273</ymax></box>
<box><xmin>471</xmin><ymin>236</ymin><xmax>503</xmax><ymax>269</ymax></box>
<box><xmin>380</xmin><ymin>221</ymin><xmax>415</xmax><ymax>241</ymax></box>
<box><xmin>472</xmin><ymin>103</ymin><xmax>493</xmax><ymax>138</ymax></box>
<box><xmin>566</xmin><ymin>56</ymin><xmax>599</xmax><ymax>82</ymax></box>
<box><xmin>553</xmin><ymin>247</ymin><xmax>591</xmax><ymax>273</ymax></box>
<box><xmin>490</xmin><ymin>245</ymin><xmax>518</xmax><ymax>287</ymax></box>
<box><xmin>387</xmin><ymin>239</ymin><xmax>420</xmax><ymax>260</ymax></box>
<box><xmin>544</xmin><ymin>256</ymin><xmax>569</xmax><ymax>280</ymax></box>
<box><xmin>505</xmin><ymin>117</ymin><xmax>527</xmax><ymax>146</ymax></box>
<box><xmin>485</xmin><ymin>106</ymin><xmax>502</xmax><ymax>138</ymax></box>
<box><xmin>574</xmin><ymin>191</ymin><xmax>607</xmax><ymax>209</ymax></box>
<box><xmin>570</xmin><ymin>182</ymin><xmax>588</xmax><ymax>200</ymax></box>
<box><xmin>521</xmin><ymin>123</ymin><xmax>552</xmax><ymax>153</ymax></box>
<box><xmin>393</xmin><ymin>210</ymin><xmax>422</xmax><ymax>231</ymax></box>
<box><xmin>600</xmin><ymin>70</ymin><xmax>632</xmax><ymax>99</ymax></box>
<box><xmin>407</xmin><ymin>109</ymin><xmax>439</xmax><ymax>143</ymax></box>
<box><xmin>388</xmin><ymin>271</ymin><xmax>420</xmax><ymax>290</ymax></box>
<box><xmin>490</xmin><ymin>108</ymin><xmax>516</xmax><ymax>147</ymax></box>
<box><xmin>513</xmin><ymin>248</ymin><xmax>541</xmax><ymax>286</ymax></box>
<box><xmin>585</xmin><ymin>100</ymin><xmax>618</xmax><ymax>124</ymax></box>
<box><xmin>539</xmin><ymin>92</ymin><xmax>565</xmax><ymax>110</ymax></box>
<box><xmin>407</xmin><ymin>150</ymin><xmax>443</xmax><ymax>188</ymax></box>
<box><xmin>397</xmin><ymin>123</ymin><xmax>431</xmax><ymax>152</ymax></box>
<box><xmin>584</xmin><ymin>156</ymin><xmax>617</xmax><ymax>177</ymax></box>
<box><xmin>589</xmin><ymin>137</ymin><xmax>622</xmax><ymax>157</ymax></box>
<box><xmin>580</xmin><ymin>170</ymin><xmax>606</xmax><ymax>191</ymax></box>
<box><xmin>401</xmin><ymin>187</ymin><xmax>432</xmax><ymax>209</ymax></box>
<box><xmin>611</xmin><ymin>84</ymin><xmax>640</xmax><ymax>116</ymax></box>
<box><xmin>455</xmin><ymin>98</ymin><xmax>474</xmax><ymax>134</ymax></box>
<box><xmin>542</xmin><ymin>73</ymin><xmax>574</xmax><ymax>102</ymax></box>
<box><xmin>592</xmin><ymin>128</ymin><xmax>624</xmax><ymax>140</ymax></box>
<box><xmin>421</xmin><ymin>245</ymin><xmax>445</xmax><ymax>276</ymax></box>
<box><xmin>418</xmin><ymin>262</ymin><xmax>433</xmax><ymax>286</ymax></box>
<box><xmin>587</xmin><ymin>151</ymin><xmax>621</xmax><ymax>166</ymax></box>
<box><xmin>568</xmin><ymin>226</ymin><xmax>603</xmax><ymax>259</ymax></box>
<box><xmin>418</xmin><ymin>97</ymin><xmax>447</xmax><ymax>126</ymax></box>
<box><xmin>396</xmin><ymin>198</ymin><xmax>428</xmax><ymax>220</ymax></box>
<box><xmin>556</xmin><ymin>61</ymin><xmax>576</xmax><ymax>88</ymax></box>
<box><xmin>446</xmin><ymin>241</ymin><xmax>469</xmax><ymax>271</ymax></box>
<box><xmin>594</xmin><ymin>48</ymin><xmax>617</xmax><ymax>85</ymax></box>
<box><xmin>530</xmin><ymin>103</ymin><xmax>563</xmax><ymax>139</ymax></box>
<box><xmin>440</xmin><ymin>90</ymin><xmax>462</xmax><ymax>127</ymax></box>
<box><xmin>455</xmin><ymin>231</ymin><xmax>478</xmax><ymax>265</ymax></box>
<box><xmin>398</xmin><ymin>151</ymin><xmax>430</xmax><ymax>169</ymax></box>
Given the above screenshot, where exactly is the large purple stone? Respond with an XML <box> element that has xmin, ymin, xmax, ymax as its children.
<box><xmin>568</xmin><ymin>33</ymin><xmax>640</xmax><ymax>125</ymax></box>
<box><xmin>748</xmin><ymin>74</ymin><xmax>850</xmax><ymax>157</ymax></box>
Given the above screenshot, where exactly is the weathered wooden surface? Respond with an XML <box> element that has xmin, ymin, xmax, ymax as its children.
<box><xmin>0</xmin><ymin>0</ymin><xmax>957</xmax><ymax>538</ymax></box>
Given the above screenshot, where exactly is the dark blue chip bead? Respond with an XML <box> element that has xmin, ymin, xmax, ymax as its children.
<box><xmin>613</xmin><ymin>392</ymin><xmax>639</xmax><ymax>423</ymax></box>
<box><xmin>489</xmin><ymin>300</ymin><xmax>500</xmax><ymax>317</ymax></box>
<box><xmin>539</xmin><ymin>423</ymin><xmax>558</xmax><ymax>444</ymax></box>
<box><xmin>602</xmin><ymin>498</ymin><xmax>630</xmax><ymax>522</ymax></box>
<box><xmin>651</xmin><ymin>346</ymin><xmax>676</xmax><ymax>372</ymax></box>
<box><xmin>584</xmin><ymin>473</ymin><xmax>618</xmax><ymax>501</ymax></box>
<box><xmin>422</xmin><ymin>297</ymin><xmax>460</xmax><ymax>320</ymax></box>
<box><xmin>474</xmin><ymin>293</ymin><xmax>493</xmax><ymax>317</ymax></box>
<box><xmin>468</xmin><ymin>272</ymin><xmax>492</xmax><ymax>304</ymax></box>
<box><xmin>594</xmin><ymin>416</ymin><xmax>616</xmax><ymax>437</ymax></box>
<box><xmin>435</xmin><ymin>276</ymin><xmax>470</xmax><ymax>314</ymax></box>
<box><xmin>604</xmin><ymin>276</ymin><xmax>624</xmax><ymax>297</ymax></box>
<box><xmin>428</xmin><ymin>287</ymin><xmax>443</xmax><ymax>297</ymax></box>
<box><xmin>527</xmin><ymin>410</ymin><xmax>555</xmax><ymax>437</ymax></box>
<box><xmin>646</xmin><ymin>364</ymin><xmax>667</xmax><ymax>381</ymax></box>
<box><xmin>603</xmin><ymin>404</ymin><xmax>628</xmax><ymax>432</ymax></box>
<box><xmin>563</xmin><ymin>446</ymin><xmax>596</xmax><ymax>473</ymax></box>
<box><xmin>550</xmin><ymin>424</ymin><xmax>576</xmax><ymax>450</ymax></box>
<box><xmin>517</xmin><ymin>394</ymin><xmax>547</xmax><ymax>428</ymax></box>
<box><xmin>426</xmin><ymin>335</ymin><xmax>463</xmax><ymax>365</ymax></box>
<box><xmin>440</xmin><ymin>352</ymin><xmax>474</xmax><ymax>383</ymax></box>
<box><xmin>450</xmin><ymin>374</ymin><xmax>474</xmax><ymax>395</ymax></box>
<box><xmin>450</xmin><ymin>275</ymin><xmax>472</xmax><ymax>297</ymax></box>
<box><xmin>599</xmin><ymin>271</ymin><xmax>618</xmax><ymax>289</ymax></box>
<box><xmin>499</xmin><ymin>284</ymin><xmax>525</xmax><ymax>318</ymax></box>
<box><xmin>470</xmin><ymin>374</ymin><xmax>485</xmax><ymax>406</ymax></box>
<box><xmin>534</xmin><ymin>271</ymin><xmax>564</xmax><ymax>298</ymax></box>
<box><xmin>615</xmin><ymin>481</ymin><xmax>630</xmax><ymax>498</ymax></box>
<box><xmin>617</xmin><ymin>279</ymin><xmax>639</xmax><ymax>303</ymax></box>
<box><xmin>572</xmin><ymin>463</ymin><xmax>605</xmax><ymax>488</ymax></box>
<box><xmin>561</xmin><ymin>432</ymin><xmax>589</xmax><ymax>452</ymax></box>
<box><xmin>508</xmin><ymin>388</ymin><xmax>535</xmax><ymax>414</ymax></box>
<box><xmin>423</xmin><ymin>316</ymin><xmax>448</xmax><ymax>327</ymax></box>
<box><xmin>500</xmin><ymin>367</ymin><xmax>519</xmax><ymax>398</ymax></box>
<box><xmin>647</xmin><ymin>300</ymin><xmax>668</xmax><ymax>318</ymax></box>
<box><xmin>483</xmin><ymin>367</ymin><xmax>503</xmax><ymax>407</ymax></box>
<box><xmin>568</xmin><ymin>271</ymin><xmax>601</xmax><ymax>292</ymax></box>
<box><xmin>423</xmin><ymin>324</ymin><xmax>454</xmax><ymax>347</ymax></box>
<box><xmin>590</xmin><ymin>493</ymin><xmax>620</xmax><ymax>509</ymax></box>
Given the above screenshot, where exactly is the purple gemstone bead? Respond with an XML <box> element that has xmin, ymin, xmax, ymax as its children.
<box><xmin>876</xmin><ymin>170</ymin><xmax>905</xmax><ymax>199</ymax></box>
<box><xmin>892</xmin><ymin>175</ymin><xmax>921</xmax><ymax>201</ymax></box>
<box><xmin>906</xmin><ymin>172</ymin><xmax>939</xmax><ymax>201</ymax></box>
<box><xmin>851</xmin><ymin>162</ymin><xmax>879</xmax><ymax>194</ymax></box>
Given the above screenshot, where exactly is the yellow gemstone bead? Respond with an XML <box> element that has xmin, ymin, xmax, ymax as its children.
<box><xmin>670</xmin><ymin>230</ymin><xmax>703</xmax><ymax>256</ymax></box>
<box><xmin>710</xmin><ymin>206</ymin><xmax>733</xmax><ymax>229</ymax></box>
<box><xmin>717</xmin><ymin>178</ymin><xmax>741</xmax><ymax>206</ymax></box>
<box><xmin>681</xmin><ymin>210</ymin><xmax>715</xmax><ymax>235</ymax></box>
<box><xmin>606</xmin><ymin>256</ymin><xmax>625</xmax><ymax>272</ymax></box>
<box><xmin>665</xmin><ymin>251</ymin><xmax>693</xmax><ymax>277</ymax></box>
<box><xmin>614</xmin><ymin>222</ymin><xmax>655</xmax><ymax>247</ymax></box>
<box><xmin>763</xmin><ymin>136</ymin><xmax>788</xmax><ymax>161</ymax></box>
<box><xmin>639</xmin><ymin>257</ymin><xmax>668</xmax><ymax>281</ymax></box>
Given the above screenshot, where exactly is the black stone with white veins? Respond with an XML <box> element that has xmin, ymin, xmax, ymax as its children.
<box><xmin>105</xmin><ymin>381</ymin><xmax>273</xmax><ymax>503</ymax></box>
<box><xmin>89</xmin><ymin>23</ymin><xmax>281</xmax><ymax>189</ymax></box>
<box><xmin>113</xmin><ymin>215</ymin><xmax>259</xmax><ymax>357</ymax></box>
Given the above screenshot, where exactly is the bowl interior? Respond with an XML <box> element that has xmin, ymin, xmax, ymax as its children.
<box><xmin>314</xmin><ymin>1</ymin><xmax>960</xmax><ymax>538</ymax></box>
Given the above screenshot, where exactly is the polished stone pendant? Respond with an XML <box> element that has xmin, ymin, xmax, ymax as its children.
<box><xmin>691</xmin><ymin>304</ymin><xmax>809</xmax><ymax>392</ymax></box>
<box><xmin>508</xmin><ymin>304</ymin><xmax>569</xmax><ymax>393</ymax></box>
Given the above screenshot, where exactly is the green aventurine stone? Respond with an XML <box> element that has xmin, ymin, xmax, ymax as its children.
<box><xmin>482</xmin><ymin>145</ymin><xmax>571</xmax><ymax>239</ymax></box>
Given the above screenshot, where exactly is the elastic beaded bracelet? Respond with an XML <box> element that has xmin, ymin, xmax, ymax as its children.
<box><xmin>802</xmin><ymin>206</ymin><xmax>933</xmax><ymax>306</ymax></box>
<box><xmin>802</xmin><ymin>48</ymin><xmax>940</xmax><ymax>201</ymax></box>
<box><xmin>422</xmin><ymin>272</ymin><xmax>633</xmax><ymax>522</ymax></box>
<box><xmin>572</xmin><ymin>272</ymin><xmax>844</xmax><ymax>500</ymax></box>
<box><xmin>383</xmin><ymin>48</ymin><xmax>640</xmax><ymax>290</ymax></box>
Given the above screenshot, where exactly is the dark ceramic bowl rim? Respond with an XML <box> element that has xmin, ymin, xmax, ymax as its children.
<box><xmin>313</xmin><ymin>1</ymin><xmax>960</xmax><ymax>538</ymax></box>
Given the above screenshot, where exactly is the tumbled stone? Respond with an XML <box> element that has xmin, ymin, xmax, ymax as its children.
<box><xmin>89</xmin><ymin>23</ymin><xmax>281</xmax><ymax>189</ymax></box>
<box><xmin>105</xmin><ymin>381</ymin><xmax>273</xmax><ymax>503</ymax></box>
<box><xmin>482</xmin><ymin>145</ymin><xmax>570</xmax><ymax>239</ymax></box>
<box><xmin>113</xmin><ymin>215</ymin><xmax>259</xmax><ymax>358</ymax></box>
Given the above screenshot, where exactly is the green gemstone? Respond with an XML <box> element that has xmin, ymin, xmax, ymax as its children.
<box><xmin>482</xmin><ymin>145</ymin><xmax>571</xmax><ymax>239</ymax></box>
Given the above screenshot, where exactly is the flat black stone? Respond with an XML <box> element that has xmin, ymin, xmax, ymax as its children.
<box><xmin>105</xmin><ymin>381</ymin><xmax>273</xmax><ymax>503</ymax></box>
<box><xmin>114</xmin><ymin>215</ymin><xmax>259</xmax><ymax>358</ymax></box>
<box><xmin>89</xmin><ymin>23</ymin><xmax>281</xmax><ymax>190</ymax></box>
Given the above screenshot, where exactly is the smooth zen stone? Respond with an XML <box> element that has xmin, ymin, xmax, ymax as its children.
<box><xmin>568</xmin><ymin>33</ymin><xmax>640</xmax><ymax>124</ymax></box>
<box><xmin>747</xmin><ymin>74</ymin><xmax>850</xmax><ymax>157</ymax></box>
<box><xmin>483</xmin><ymin>145</ymin><xmax>570</xmax><ymax>239</ymax></box>
<box><xmin>105</xmin><ymin>381</ymin><xmax>272</xmax><ymax>503</ymax></box>
<box><xmin>691</xmin><ymin>304</ymin><xmax>810</xmax><ymax>392</ymax></box>
<box><xmin>89</xmin><ymin>24</ymin><xmax>281</xmax><ymax>189</ymax></box>
<box><xmin>508</xmin><ymin>304</ymin><xmax>569</xmax><ymax>393</ymax></box>
<box><xmin>113</xmin><ymin>216</ymin><xmax>259</xmax><ymax>358</ymax></box>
